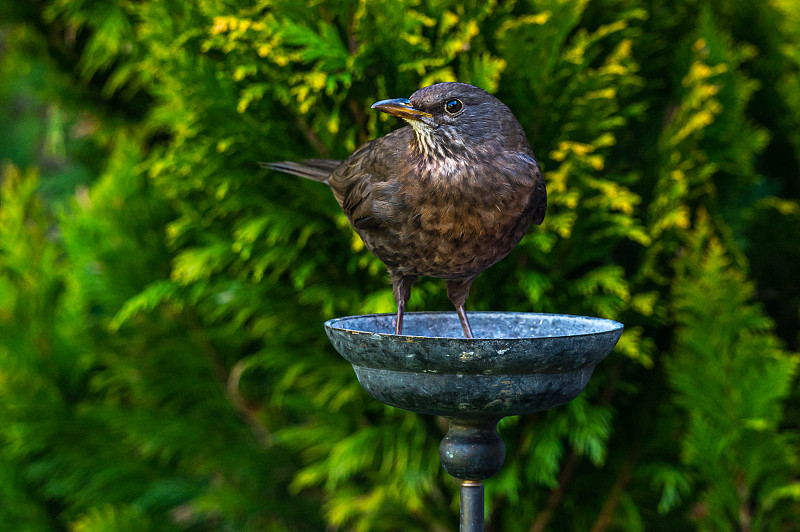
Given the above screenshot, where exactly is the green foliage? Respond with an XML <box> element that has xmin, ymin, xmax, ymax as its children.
<box><xmin>1</xmin><ymin>0</ymin><xmax>800</xmax><ymax>530</ymax></box>
<box><xmin>668</xmin><ymin>211</ymin><xmax>799</xmax><ymax>531</ymax></box>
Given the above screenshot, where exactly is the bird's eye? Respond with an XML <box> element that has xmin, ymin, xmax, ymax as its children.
<box><xmin>444</xmin><ymin>98</ymin><xmax>463</xmax><ymax>114</ymax></box>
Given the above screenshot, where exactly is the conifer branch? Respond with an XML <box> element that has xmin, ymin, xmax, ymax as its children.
<box><xmin>296</xmin><ymin>116</ymin><xmax>331</xmax><ymax>157</ymax></box>
<box><xmin>228</xmin><ymin>359</ymin><xmax>270</xmax><ymax>446</ymax></box>
<box><xmin>186</xmin><ymin>313</ymin><xmax>270</xmax><ymax>445</ymax></box>
<box><xmin>528</xmin><ymin>449</ymin><xmax>580</xmax><ymax>532</ymax></box>
<box><xmin>589</xmin><ymin>455</ymin><xmax>635</xmax><ymax>532</ymax></box>
<box><xmin>529</xmin><ymin>361</ymin><xmax>623</xmax><ymax>532</ymax></box>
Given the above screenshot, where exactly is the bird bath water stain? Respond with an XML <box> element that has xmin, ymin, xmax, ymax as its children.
<box><xmin>325</xmin><ymin>311</ymin><xmax>623</xmax><ymax>531</ymax></box>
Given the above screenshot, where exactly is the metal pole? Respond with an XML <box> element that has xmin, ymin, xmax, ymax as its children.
<box><xmin>460</xmin><ymin>480</ymin><xmax>484</xmax><ymax>532</ymax></box>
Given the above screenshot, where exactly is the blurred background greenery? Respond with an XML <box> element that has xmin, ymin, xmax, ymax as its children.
<box><xmin>1</xmin><ymin>0</ymin><xmax>799</xmax><ymax>530</ymax></box>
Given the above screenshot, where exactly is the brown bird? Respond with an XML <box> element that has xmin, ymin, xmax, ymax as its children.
<box><xmin>265</xmin><ymin>82</ymin><xmax>546</xmax><ymax>338</ymax></box>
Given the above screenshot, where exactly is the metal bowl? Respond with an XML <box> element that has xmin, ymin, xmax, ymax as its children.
<box><xmin>324</xmin><ymin>312</ymin><xmax>623</xmax><ymax>420</ymax></box>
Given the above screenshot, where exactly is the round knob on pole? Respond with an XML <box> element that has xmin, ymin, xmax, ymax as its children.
<box><xmin>439</xmin><ymin>419</ymin><xmax>505</xmax><ymax>481</ymax></box>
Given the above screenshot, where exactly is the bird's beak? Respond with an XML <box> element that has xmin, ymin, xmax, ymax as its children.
<box><xmin>371</xmin><ymin>98</ymin><xmax>433</xmax><ymax>121</ymax></box>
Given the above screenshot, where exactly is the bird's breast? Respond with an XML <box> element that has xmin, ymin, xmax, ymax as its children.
<box><xmin>366</xmin><ymin>160</ymin><xmax>535</xmax><ymax>278</ymax></box>
<box><xmin>403</xmin><ymin>156</ymin><xmax>522</xmax><ymax>233</ymax></box>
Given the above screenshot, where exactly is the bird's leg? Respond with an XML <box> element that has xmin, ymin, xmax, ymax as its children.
<box><xmin>447</xmin><ymin>278</ymin><xmax>475</xmax><ymax>338</ymax></box>
<box><xmin>391</xmin><ymin>275</ymin><xmax>416</xmax><ymax>335</ymax></box>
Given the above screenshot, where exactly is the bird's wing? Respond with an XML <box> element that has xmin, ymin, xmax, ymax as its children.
<box><xmin>506</xmin><ymin>153</ymin><xmax>546</xmax><ymax>226</ymax></box>
<box><xmin>328</xmin><ymin>131</ymin><xmax>409</xmax><ymax>231</ymax></box>
<box><xmin>526</xmin><ymin>156</ymin><xmax>547</xmax><ymax>226</ymax></box>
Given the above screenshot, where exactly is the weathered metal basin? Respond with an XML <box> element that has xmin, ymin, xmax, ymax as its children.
<box><xmin>324</xmin><ymin>312</ymin><xmax>623</xmax><ymax>420</ymax></box>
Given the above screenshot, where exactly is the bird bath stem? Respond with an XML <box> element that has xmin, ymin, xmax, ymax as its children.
<box><xmin>325</xmin><ymin>312</ymin><xmax>623</xmax><ymax>531</ymax></box>
<box><xmin>460</xmin><ymin>480</ymin><xmax>484</xmax><ymax>532</ymax></box>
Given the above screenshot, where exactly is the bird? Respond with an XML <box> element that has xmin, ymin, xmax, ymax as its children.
<box><xmin>265</xmin><ymin>82</ymin><xmax>546</xmax><ymax>338</ymax></box>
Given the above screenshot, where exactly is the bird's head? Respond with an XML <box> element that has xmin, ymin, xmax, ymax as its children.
<box><xmin>371</xmin><ymin>82</ymin><xmax>527</xmax><ymax>159</ymax></box>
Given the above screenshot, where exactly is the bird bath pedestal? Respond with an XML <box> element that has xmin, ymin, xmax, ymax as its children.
<box><xmin>324</xmin><ymin>312</ymin><xmax>623</xmax><ymax>532</ymax></box>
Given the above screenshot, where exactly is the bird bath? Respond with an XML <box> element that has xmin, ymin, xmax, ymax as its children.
<box><xmin>324</xmin><ymin>311</ymin><xmax>623</xmax><ymax>531</ymax></box>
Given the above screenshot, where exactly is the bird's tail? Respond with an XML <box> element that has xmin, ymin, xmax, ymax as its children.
<box><xmin>260</xmin><ymin>159</ymin><xmax>341</xmax><ymax>185</ymax></box>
